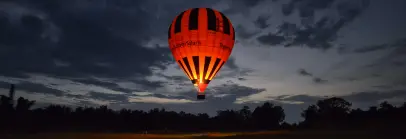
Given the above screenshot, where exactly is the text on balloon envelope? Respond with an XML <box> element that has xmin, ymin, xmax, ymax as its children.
<box><xmin>171</xmin><ymin>40</ymin><xmax>231</xmax><ymax>51</ymax></box>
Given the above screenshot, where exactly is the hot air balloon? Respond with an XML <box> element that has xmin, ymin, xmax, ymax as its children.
<box><xmin>167</xmin><ymin>8</ymin><xmax>235</xmax><ymax>100</ymax></box>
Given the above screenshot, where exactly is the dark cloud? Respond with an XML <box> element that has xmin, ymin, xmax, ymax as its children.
<box><xmin>243</xmin><ymin>0</ymin><xmax>264</xmax><ymax>7</ymax></box>
<box><xmin>297</xmin><ymin>68</ymin><xmax>327</xmax><ymax>84</ymax></box>
<box><xmin>281</xmin><ymin>3</ymin><xmax>295</xmax><ymax>16</ymax></box>
<box><xmin>0</xmin><ymin>81</ymin><xmax>64</xmax><ymax>96</ymax></box>
<box><xmin>133</xmin><ymin>80</ymin><xmax>167</xmax><ymax>91</ymax></box>
<box><xmin>71</xmin><ymin>79</ymin><xmax>117</xmax><ymax>87</ymax></box>
<box><xmin>254</xmin><ymin>15</ymin><xmax>270</xmax><ymax>29</ymax></box>
<box><xmin>312</xmin><ymin>77</ymin><xmax>327</xmax><ymax>84</ymax></box>
<box><xmin>372</xmin><ymin>85</ymin><xmax>393</xmax><ymax>90</ymax></box>
<box><xmin>237</xmin><ymin>77</ymin><xmax>247</xmax><ymax>81</ymax></box>
<box><xmin>353</xmin><ymin>44</ymin><xmax>388</xmax><ymax>53</ymax></box>
<box><xmin>276</xmin><ymin>94</ymin><xmax>323</xmax><ymax>104</ymax></box>
<box><xmin>257</xmin><ymin>33</ymin><xmax>286</xmax><ymax>45</ymax></box>
<box><xmin>65</xmin><ymin>94</ymin><xmax>86</xmax><ymax>99</ymax></box>
<box><xmin>0</xmin><ymin>80</ymin><xmax>128</xmax><ymax>103</ymax></box>
<box><xmin>155</xmin><ymin>73</ymin><xmax>190</xmax><ymax>83</ymax></box>
<box><xmin>277</xmin><ymin>22</ymin><xmax>298</xmax><ymax>36</ymax></box>
<box><xmin>347</xmin><ymin>78</ymin><xmax>358</xmax><ymax>82</ymax></box>
<box><xmin>342</xmin><ymin>90</ymin><xmax>406</xmax><ymax>104</ymax></box>
<box><xmin>336</xmin><ymin>44</ymin><xmax>351</xmax><ymax>54</ymax></box>
<box><xmin>282</xmin><ymin>0</ymin><xmax>337</xmax><ymax>17</ymax></box>
<box><xmin>208</xmin><ymin>83</ymin><xmax>266</xmax><ymax>98</ymax></box>
<box><xmin>0</xmin><ymin>0</ymin><xmax>176</xmax><ymax>106</ymax></box>
<box><xmin>288</xmin><ymin>17</ymin><xmax>337</xmax><ymax>49</ymax></box>
<box><xmin>149</xmin><ymin>93</ymin><xmax>190</xmax><ymax>100</ymax></box>
<box><xmin>0</xmin><ymin>80</ymin><xmax>133</xmax><ymax>103</ymax></box>
<box><xmin>0</xmin><ymin>0</ymin><xmax>171</xmax><ymax>79</ymax></box>
<box><xmin>257</xmin><ymin>0</ymin><xmax>370</xmax><ymax>50</ymax></box>
<box><xmin>215</xmin><ymin>56</ymin><xmax>254</xmax><ymax>80</ymax></box>
<box><xmin>71</xmin><ymin>78</ymin><xmax>139</xmax><ymax>93</ymax></box>
<box><xmin>224</xmin><ymin>56</ymin><xmax>239</xmax><ymax>69</ymax></box>
<box><xmin>236</xmin><ymin>25</ymin><xmax>259</xmax><ymax>39</ymax></box>
<box><xmin>215</xmin><ymin>68</ymin><xmax>254</xmax><ymax>80</ymax></box>
<box><xmin>88</xmin><ymin>91</ymin><xmax>128</xmax><ymax>102</ymax></box>
<box><xmin>0</xmin><ymin>81</ymin><xmax>12</xmax><ymax>91</ymax></box>
<box><xmin>328</xmin><ymin>59</ymin><xmax>351</xmax><ymax>72</ymax></box>
<box><xmin>393</xmin><ymin>61</ymin><xmax>405</xmax><ymax>67</ymax></box>
<box><xmin>298</xmin><ymin>68</ymin><xmax>313</xmax><ymax>76</ymax></box>
<box><xmin>358</xmin><ymin>38</ymin><xmax>406</xmax><ymax>68</ymax></box>
<box><xmin>354</xmin><ymin>38</ymin><xmax>406</xmax><ymax>53</ymax></box>
<box><xmin>221</xmin><ymin>0</ymin><xmax>265</xmax><ymax>15</ymax></box>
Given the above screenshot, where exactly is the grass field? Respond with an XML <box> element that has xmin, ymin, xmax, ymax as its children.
<box><xmin>3</xmin><ymin>130</ymin><xmax>402</xmax><ymax>139</ymax></box>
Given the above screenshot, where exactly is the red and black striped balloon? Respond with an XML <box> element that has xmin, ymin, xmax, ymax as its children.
<box><xmin>167</xmin><ymin>8</ymin><xmax>235</xmax><ymax>100</ymax></box>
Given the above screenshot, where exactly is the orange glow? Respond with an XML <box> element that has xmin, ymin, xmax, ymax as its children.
<box><xmin>168</xmin><ymin>8</ymin><xmax>235</xmax><ymax>97</ymax></box>
<box><xmin>18</xmin><ymin>130</ymin><xmax>291</xmax><ymax>138</ymax></box>
<box><xmin>197</xmin><ymin>83</ymin><xmax>208</xmax><ymax>93</ymax></box>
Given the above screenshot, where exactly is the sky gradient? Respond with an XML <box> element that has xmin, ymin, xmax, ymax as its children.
<box><xmin>1</xmin><ymin>0</ymin><xmax>406</xmax><ymax>123</ymax></box>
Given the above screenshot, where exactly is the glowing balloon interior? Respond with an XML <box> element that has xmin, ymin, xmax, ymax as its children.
<box><xmin>167</xmin><ymin>8</ymin><xmax>235</xmax><ymax>100</ymax></box>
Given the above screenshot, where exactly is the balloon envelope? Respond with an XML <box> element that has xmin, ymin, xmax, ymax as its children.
<box><xmin>167</xmin><ymin>8</ymin><xmax>235</xmax><ymax>99</ymax></box>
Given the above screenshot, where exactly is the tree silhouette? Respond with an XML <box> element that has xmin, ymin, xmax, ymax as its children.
<box><xmin>300</xmin><ymin>97</ymin><xmax>352</xmax><ymax>129</ymax></box>
<box><xmin>0</xmin><ymin>84</ymin><xmax>17</xmax><ymax>132</ymax></box>
<box><xmin>1</xmin><ymin>83</ymin><xmax>406</xmax><ymax>133</ymax></box>
<box><xmin>239</xmin><ymin>106</ymin><xmax>253</xmax><ymax>129</ymax></box>
<box><xmin>252</xmin><ymin>102</ymin><xmax>285</xmax><ymax>130</ymax></box>
<box><xmin>15</xmin><ymin>97</ymin><xmax>35</xmax><ymax>112</ymax></box>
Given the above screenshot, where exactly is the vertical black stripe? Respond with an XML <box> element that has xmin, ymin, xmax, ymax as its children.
<box><xmin>219</xmin><ymin>12</ymin><xmax>230</xmax><ymax>35</ymax></box>
<box><xmin>182</xmin><ymin>57</ymin><xmax>194</xmax><ymax>79</ymax></box>
<box><xmin>208</xmin><ymin>58</ymin><xmax>221</xmax><ymax>79</ymax></box>
<box><xmin>178</xmin><ymin>60</ymin><xmax>191</xmax><ymax>79</ymax></box>
<box><xmin>206</xmin><ymin>8</ymin><xmax>216</xmax><ymax>31</ymax></box>
<box><xmin>203</xmin><ymin>56</ymin><xmax>211</xmax><ymax>80</ymax></box>
<box><xmin>189</xmin><ymin>8</ymin><xmax>199</xmax><ymax>30</ymax></box>
<box><xmin>192</xmin><ymin>56</ymin><xmax>199</xmax><ymax>78</ymax></box>
<box><xmin>168</xmin><ymin>23</ymin><xmax>172</xmax><ymax>39</ymax></box>
<box><xmin>232</xmin><ymin>26</ymin><xmax>235</xmax><ymax>40</ymax></box>
<box><xmin>211</xmin><ymin>61</ymin><xmax>225</xmax><ymax>79</ymax></box>
<box><xmin>174</xmin><ymin>11</ymin><xmax>185</xmax><ymax>33</ymax></box>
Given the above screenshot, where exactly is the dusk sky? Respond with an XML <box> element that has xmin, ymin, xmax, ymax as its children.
<box><xmin>1</xmin><ymin>0</ymin><xmax>406</xmax><ymax>123</ymax></box>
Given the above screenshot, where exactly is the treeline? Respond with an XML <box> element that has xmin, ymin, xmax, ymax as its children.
<box><xmin>1</xmin><ymin>89</ymin><xmax>406</xmax><ymax>133</ymax></box>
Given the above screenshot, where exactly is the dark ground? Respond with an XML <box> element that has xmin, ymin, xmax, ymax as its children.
<box><xmin>2</xmin><ymin>130</ymin><xmax>404</xmax><ymax>139</ymax></box>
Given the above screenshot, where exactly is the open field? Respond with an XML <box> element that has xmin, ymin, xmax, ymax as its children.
<box><xmin>2</xmin><ymin>130</ymin><xmax>403</xmax><ymax>139</ymax></box>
